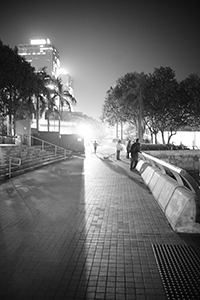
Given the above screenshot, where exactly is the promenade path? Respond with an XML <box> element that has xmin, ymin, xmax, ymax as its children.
<box><xmin>0</xmin><ymin>143</ymin><xmax>200</xmax><ymax>300</ymax></box>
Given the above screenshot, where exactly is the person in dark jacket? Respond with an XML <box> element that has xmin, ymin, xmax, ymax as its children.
<box><xmin>126</xmin><ymin>139</ymin><xmax>132</xmax><ymax>159</ymax></box>
<box><xmin>130</xmin><ymin>138</ymin><xmax>140</xmax><ymax>170</ymax></box>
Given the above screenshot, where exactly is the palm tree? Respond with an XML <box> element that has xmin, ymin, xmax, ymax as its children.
<box><xmin>55</xmin><ymin>77</ymin><xmax>77</xmax><ymax>112</ymax></box>
<box><xmin>34</xmin><ymin>68</ymin><xmax>61</xmax><ymax>132</ymax></box>
<box><xmin>53</xmin><ymin>77</ymin><xmax>77</xmax><ymax>133</ymax></box>
<box><xmin>33</xmin><ymin>72</ymin><xmax>77</xmax><ymax>133</ymax></box>
<box><xmin>34</xmin><ymin>68</ymin><xmax>52</xmax><ymax>131</ymax></box>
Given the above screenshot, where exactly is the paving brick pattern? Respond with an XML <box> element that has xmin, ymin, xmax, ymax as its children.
<box><xmin>0</xmin><ymin>151</ymin><xmax>199</xmax><ymax>299</ymax></box>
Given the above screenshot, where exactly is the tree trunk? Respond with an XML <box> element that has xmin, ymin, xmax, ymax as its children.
<box><xmin>58</xmin><ymin>96</ymin><xmax>61</xmax><ymax>135</ymax></box>
<box><xmin>47</xmin><ymin>116</ymin><xmax>50</xmax><ymax>132</ymax></box>
<box><xmin>36</xmin><ymin>96</ymin><xmax>39</xmax><ymax>131</ymax></box>
<box><xmin>161</xmin><ymin>131</ymin><xmax>166</xmax><ymax>144</ymax></box>
<box><xmin>8</xmin><ymin>114</ymin><xmax>12</xmax><ymax>135</ymax></box>
<box><xmin>154</xmin><ymin>133</ymin><xmax>158</xmax><ymax>144</ymax></box>
<box><xmin>138</xmin><ymin>99</ymin><xmax>143</xmax><ymax>142</ymax></box>
<box><xmin>167</xmin><ymin>131</ymin><xmax>177</xmax><ymax>144</ymax></box>
<box><xmin>151</xmin><ymin>132</ymin><xmax>153</xmax><ymax>143</ymax></box>
<box><xmin>7</xmin><ymin>115</ymin><xmax>10</xmax><ymax>135</ymax></box>
<box><xmin>116</xmin><ymin>122</ymin><xmax>119</xmax><ymax>139</ymax></box>
<box><xmin>120</xmin><ymin>122</ymin><xmax>123</xmax><ymax>140</ymax></box>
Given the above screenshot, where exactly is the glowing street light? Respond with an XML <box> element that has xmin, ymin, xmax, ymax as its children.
<box><xmin>58</xmin><ymin>68</ymin><xmax>68</xmax><ymax>75</ymax></box>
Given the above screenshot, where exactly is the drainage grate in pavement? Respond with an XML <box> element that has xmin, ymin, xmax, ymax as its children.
<box><xmin>152</xmin><ymin>244</ymin><xmax>200</xmax><ymax>300</ymax></box>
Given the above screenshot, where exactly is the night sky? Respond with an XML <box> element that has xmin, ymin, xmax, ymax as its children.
<box><xmin>1</xmin><ymin>0</ymin><xmax>199</xmax><ymax>119</ymax></box>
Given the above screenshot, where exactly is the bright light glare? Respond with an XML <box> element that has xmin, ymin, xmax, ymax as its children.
<box><xmin>58</xmin><ymin>68</ymin><xmax>68</xmax><ymax>75</ymax></box>
<box><xmin>77</xmin><ymin>124</ymin><xmax>92</xmax><ymax>138</ymax></box>
<box><xmin>30</xmin><ymin>39</ymin><xmax>47</xmax><ymax>45</ymax></box>
<box><xmin>46</xmin><ymin>84</ymin><xmax>55</xmax><ymax>90</ymax></box>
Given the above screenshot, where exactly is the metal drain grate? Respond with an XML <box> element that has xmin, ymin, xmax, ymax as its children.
<box><xmin>152</xmin><ymin>244</ymin><xmax>200</xmax><ymax>300</ymax></box>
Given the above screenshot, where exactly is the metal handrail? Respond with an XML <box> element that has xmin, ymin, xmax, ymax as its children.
<box><xmin>24</xmin><ymin>135</ymin><xmax>72</xmax><ymax>157</ymax></box>
<box><xmin>140</xmin><ymin>151</ymin><xmax>200</xmax><ymax>223</ymax></box>
<box><xmin>3</xmin><ymin>154</ymin><xmax>21</xmax><ymax>178</ymax></box>
<box><xmin>140</xmin><ymin>151</ymin><xmax>200</xmax><ymax>198</ymax></box>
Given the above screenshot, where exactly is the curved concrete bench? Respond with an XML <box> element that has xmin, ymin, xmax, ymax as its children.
<box><xmin>136</xmin><ymin>159</ymin><xmax>200</xmax><ymax>233</ymax></box>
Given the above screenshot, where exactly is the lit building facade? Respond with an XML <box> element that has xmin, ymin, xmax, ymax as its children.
<box><xmin>59</xmin><ymin>73</ymin><xmax>75</xmax><ymax>112</ymax></box>
<box><xmin>60</xmin><ymin>73</ymin><xmax>74</xmax><ymax>96</ymax></box>
<box><xmin>18</xmin><ymin>38</ymin><xmax>60</xmax><ymax>78</ymax></box>
<box><xmin>18</xmin><ymin>38</ymin><xmax>76</xmax><ymax>132</ymax></box>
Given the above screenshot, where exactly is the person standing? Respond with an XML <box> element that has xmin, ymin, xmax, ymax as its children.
<box><xmin>116</xmin><ymin>140</ymin><xmax>123</xmax><ymax>160</ymax></box>
<box><xmin>126</xmin><ymin>139</ymin><xmax>131</xmax><ymax>159</ymax></box>
<box><xmin>93</xmin><ymin>140</ymin><xmax>98</xmax><ymax>154</ymax></box>
<box><xmin>130</xmin><ymin>138</ymin><xmax>141</xmax><ymax>170</ymax></box>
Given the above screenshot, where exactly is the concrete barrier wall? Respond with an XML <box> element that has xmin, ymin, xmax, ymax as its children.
<box><xmin>136</xmin><ymin>159</ymin><xmax>200</xmax><ymax>233</ymax></box>
<box><xmin>144</xmin><ymin>150</ymin><xmax>200</xmax><ymax>172</ymax></box>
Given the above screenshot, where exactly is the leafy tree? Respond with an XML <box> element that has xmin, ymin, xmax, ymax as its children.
<box><xmin>143</xmin><ymin>67</ymin><xmax>180</xmax><ymax>144</ymax></box>
<box><xmin>102</xmin><ymin>66</ymin><xmax>200</xmax><ymax>144</ymax></box>
<box><xmin>101</xmin><ymin>72</ymin><xmax>146</xmax><ymax>140</ymax></box>
<box><xmin>179</xmin><ymin>73</ymin><xmax>200</xmax><ymax>129</ymax></box>
<box><xmin>101</xmin><ymin>87</ymin><xmax>124</xmax><ymax>139</ymax></box>
<box><xmin>101</xmin><ymin>87</ymin><xmax>122</xmax><ymax>125</ymax></box>
<box><xmin>0</xmin><ymin>40</ymin><xmax>38</xmax><ymax>134</ymax></box>
<box><xmin>114</xmin><ymin>72</ymin><xmax>147</xmax><ymax>140</ymax></box>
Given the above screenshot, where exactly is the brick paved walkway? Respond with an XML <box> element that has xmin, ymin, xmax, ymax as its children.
<box><xmin>0</xmin><ymin>150</ymin><xmax>199</xmax><ymax>300</ymax></box>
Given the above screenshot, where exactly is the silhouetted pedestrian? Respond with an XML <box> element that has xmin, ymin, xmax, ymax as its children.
<box><xmin>93</xmin><ymin>140</ymin><xmax>98</xmax><ymax>154</ymax></box>
<box><xmin>116</xmin><ymin>140</ymin><xmax>123</xmax><ymax>160</ymax></box>
<box><xmin>126</xmin><ymin>139</ymin><xmax>131</xmax><ymax>159</ymax></box>
<box><xmin>130</xmin><ymin>138</ymin><xmax>140</xmax><ymax>170</ymax></box>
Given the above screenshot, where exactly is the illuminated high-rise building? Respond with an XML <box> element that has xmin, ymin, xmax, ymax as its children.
<box><xmin>60</xmin><ymin>73</ymin><xmax>74</xmax><ymax>95</ymax></box>
<box><xmin>59</xmin><ymin>73</ymin><xmax>75</xmax><ymax>112</ymax></box>
<box><xmin>18</xmin><ymin>38</ymin><xmax>60</xmax><ymax>78</ymax></box>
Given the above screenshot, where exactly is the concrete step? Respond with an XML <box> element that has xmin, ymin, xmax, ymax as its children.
<box><xmin>0</xmin><ymin>146</ymin><xmax>71</xmax><ymax>181</ymax></box>
<box><xmin>0</xmin><ymin>154</ymin><xmax>67</xmax><ymax>181</ymax></box>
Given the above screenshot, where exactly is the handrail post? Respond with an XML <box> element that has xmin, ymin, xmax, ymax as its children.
<box><xmin>55</xmin><ymin>146</ymin><xmax>57</xmax><ymax>156</ymax></box>
<box><xmin>42</xmin><ymin>141</ymin><xmax>44</xmax><ymax>150</ymax></box>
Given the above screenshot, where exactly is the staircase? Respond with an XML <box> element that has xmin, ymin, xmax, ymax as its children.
<box><xmin>0</xmin><ymin>136</ymin><xmax>72</xmax><ymax>181</ymax></box>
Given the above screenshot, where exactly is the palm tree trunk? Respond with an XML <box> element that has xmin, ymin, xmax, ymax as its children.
<box><xmin>47</xmin><ymin>117</ymin><xmax>50</xmax><ymax>132</ymax></box>
<box><xmin>36</xmin><ymin>96</ymin><xmax>39</xmax><ymax>131</ymax></box>
<box><xmin>58</xmin><ymin>96</ymin><xmax>61</xmax><ymax>135</ymax></box>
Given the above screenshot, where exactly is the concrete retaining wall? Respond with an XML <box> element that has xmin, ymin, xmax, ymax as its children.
<box><xmin>145</xmin><ymin>150</ymin><xmax>200</xmax><ymax>171</ymax></box>
<box><xmin>136</xmin><ymin>159</ymin><xmax>200</xmax><ymax>233</ymax></box>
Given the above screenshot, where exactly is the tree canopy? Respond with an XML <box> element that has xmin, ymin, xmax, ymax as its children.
<box><xmin>0</xmin><ymin>40</ymin><xmax>77</xmax><ymax>134</ymax></box>
<box><xmin>0</xmin><ymin>40</ymin><xmax>38</xmax><ymax>133</ymax></box>
<box><xmin>101</xmin><ymin>66</ymin><xmax>200</xmax><ymax>144</ymax></box>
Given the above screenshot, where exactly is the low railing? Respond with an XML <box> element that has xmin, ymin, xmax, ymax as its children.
<box><xmin>0</xmin><ymin>134</ymin><xmax>16</xmax><ymax>145</ymax></box>
<box><xmin>24</xmin><ymin>135</ymin><xmax>72</xmax><ymax>158</ymax></box>
<box><xmin>3</xmin><ymin>154</ymin><xmax>21</xmax><ymax>178</ymax></box>
<box><xmin>140</xmin><ymin>152</ymin><xmax>200</xmax><ymax>202</ymax></box>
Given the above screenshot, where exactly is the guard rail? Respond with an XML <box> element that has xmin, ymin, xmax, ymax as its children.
<box><xmin>140</xmin><ymin>152</ymin><xmax>200</xmax><ymax>200</ymax></box>
<box><xmin>24</xmin><ymin>135</ymin><xmax>72</xmax><ymax>157</ymax></box>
